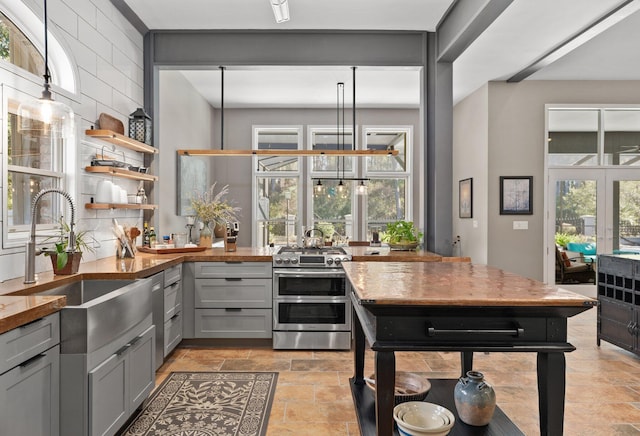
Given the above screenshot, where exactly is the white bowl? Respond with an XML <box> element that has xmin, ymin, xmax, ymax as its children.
<box><xmin>393</xmin><ymin>402</ymin><xmax>455</xmax><ymax>436</ymax></box>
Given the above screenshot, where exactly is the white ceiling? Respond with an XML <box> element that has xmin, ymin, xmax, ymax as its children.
<box><xmin>124</xmin><ymin>0</ymin><xmax>640</xmax><ymax>108</ymax></box>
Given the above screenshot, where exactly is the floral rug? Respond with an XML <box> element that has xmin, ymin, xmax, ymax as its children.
<box><xmin>119</xmin><ymin>372</ymin><xmax>278</xmax><ymax>436</ymax></box>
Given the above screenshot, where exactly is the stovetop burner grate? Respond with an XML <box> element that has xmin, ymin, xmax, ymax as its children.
<box><xmin>276</xmin><ymin>246</ymin><xmax>347</xmax><ymax>255</ymax></box>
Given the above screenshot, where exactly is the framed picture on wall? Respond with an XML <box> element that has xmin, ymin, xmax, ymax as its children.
<box><xmin>500</xmin><ymin>176</ymin><xmax>533</xmax><ymax>215</ymax></box>
<box><xmin>459</xmin><ymin>178</ymin><xmax>472</xmax><ymax>218</ymax></box>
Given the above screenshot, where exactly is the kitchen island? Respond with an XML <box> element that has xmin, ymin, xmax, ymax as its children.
<box><xmin>343</xmin><ymin>261</ymin><xmax>596</xmax><ymax>436</ymax></box>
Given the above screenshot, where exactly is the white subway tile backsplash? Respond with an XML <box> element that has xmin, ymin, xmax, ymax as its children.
<box><xmin>62</xmin><ymin>35</ymin><xmax>97</xmax><ymax>76</ymax></box>
<box><xmin>79</xmin><ymin>69</ymin><xmax>113</xmax><ymax>107</ymax></box>
<box><xmin>61</xmin><ymin>0</ymin><xmax>97</xmax><ymax>28</ymax></box>
<box><xmin>78</xmin><ymin>17</ymin><xmax>112</xmax><ymax>63</ymax></box>
<box><xmin>113</xmin><ymin>47</ymin><xmax>144</xmax><ymax>88</ymax></box>
<box><xmin>49</xmin><ymin>0</ymin><xmax>78</xmax><ymax>38</ymax></box>
<box><xmin>97</xmin><ymin>57</ymin><xmax>127</xmax><ymax>91</ymax></box>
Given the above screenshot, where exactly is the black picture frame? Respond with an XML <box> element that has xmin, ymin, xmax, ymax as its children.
<box><xmin>500</xmin><ymin>176</ymin><xmax>533</xmax><ymax>215</ymax></box>
<box><xmin>459</xmin><ymin>178</ymin><xmax>472</xmax><ymax>218</ymax></box>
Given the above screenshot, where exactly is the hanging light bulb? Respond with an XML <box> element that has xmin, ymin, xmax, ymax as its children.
<box><xmin>315</xmin><ymin>180</ymin><xmax>323</xmax><ymax>193</ymax></box>
<box><xmin>336</xmin><ymin>180</ymin><xmax>345</xmax><ymax>193</ymax></box>
<box><xmin>17</xmin><ymin>0</ymin><xmax>74</xmax><ymax>138</ymax></box>
<box><xmin>356</xmin><ymin>180</ymin><xmax>368</xmax><ymax>195</ymax></box>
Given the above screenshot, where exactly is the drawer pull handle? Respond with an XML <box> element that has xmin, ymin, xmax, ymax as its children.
<box><xmin>225</xmin><ymin>308</ymin><xmax>242</xmax><ymax>312</ymax></box>
<box><xmin>170</xmin><ymin>313</ymin><xmax>180</xmax><ymax>320</ymax></box>
<box><xmin>19</xmin><ymin>353</ymin><xmax>45</xmax><ymax>368</ymax></box>
<box><xmin>427</xmin><ymin>326</ymin><xmax>524</xmax><ymax>337</ymax></box>
<box><xmin>225</xmin><ymin>261</ymin><xmax>242</xmax><ymax>264</ymax></box>
<box><xmin>225</xmin><ymin>278</ymin><xmax>242</xmax><ymax>281</ymax></box>
<box><xmin>129</xmin><ymin>335</ymin><xmax>142</xmax><ymax>347</ymax></box>
<box><xmin>116</xmin><ymin>344</ymin><xmax>131</xmax><ymax>355</ymax></box>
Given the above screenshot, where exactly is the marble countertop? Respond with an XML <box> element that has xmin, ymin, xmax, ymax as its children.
<box><xmin>343</xmin><ymin>261</ymin><xmax>596</xmax><ymax>307</ymax></box>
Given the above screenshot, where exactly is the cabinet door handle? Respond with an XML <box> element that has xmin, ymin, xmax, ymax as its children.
<box><xmin>225</xmin><ymin>278</ymin><xmax>242</xmax><ymax>281</ymax></box>
<box><xmin>627</xmin><ymin>321</ymin><xmax>636</xmax><ymax>335</ymax></box>
<box><xmin>129</xmin><ymin>335</ymin><xmax>142</xmax><ymax>347</ymax></box>
<box><xmin>170</xmin><ymin>313</ymin><xmax>180</xmax><ymax>320</ymax></box>
<box><xmin>19</xmin><ymin>353</ymin><xmax>45</xmax><ymax>368</ymax></box>
<box><xmin>116</xmin><ymin>344</ymin><xmax>131</xmax><ymax>355</ymax></box>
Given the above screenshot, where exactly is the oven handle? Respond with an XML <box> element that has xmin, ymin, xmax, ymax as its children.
<box><xmin>273</xmin><ymin>270</ymin><xmax>345</xmax><ymax>278</ymax></box>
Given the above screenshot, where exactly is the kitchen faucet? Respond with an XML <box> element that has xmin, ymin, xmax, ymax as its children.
<box><xmin>24</xmin><ymin>188</ymin><xmax>76</xmax><ymax>284</ymax></box>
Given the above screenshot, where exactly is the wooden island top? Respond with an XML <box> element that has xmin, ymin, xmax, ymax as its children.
<box><xmin>343</xmin><ymin>261</ymin><xmax>596</xmax><ymax>307</ymax></box>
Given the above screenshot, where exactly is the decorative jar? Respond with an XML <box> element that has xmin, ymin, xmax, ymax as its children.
<box><xmin>454</xmin><ymin>370</ymin><xmax>496</xmax><ymax>426</ymax></box>
<box><xmin>199</xmin><ymin>222</ymin><xmax>212</xmax><ymax>248</ymax></box>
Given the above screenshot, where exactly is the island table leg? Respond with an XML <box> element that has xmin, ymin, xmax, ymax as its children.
<box><xmin>375</xmin><ymin>351</ymin><xmax>395</xmax><ymax>436</ymax></box>
<box><xmin>353</xmin><ymin>306</ymin><xmax>365</xmax><ymax>383</ymax></box>
<box><xmin>537</xmin><ymin>352</ymin><xmax>566</xmax><ymax>435</ymax></box>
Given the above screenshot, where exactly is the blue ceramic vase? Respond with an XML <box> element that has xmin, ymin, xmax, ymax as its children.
<box><xmin>454</xmin><ymin>370</ymin><xmax>496</xmax><ymax>426</ymax></box>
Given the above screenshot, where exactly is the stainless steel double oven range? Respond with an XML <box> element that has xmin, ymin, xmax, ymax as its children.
<box><xmin>272</xmin><ymin>246</ymin><xmax>352</xmax><ymax>350</ymax></box>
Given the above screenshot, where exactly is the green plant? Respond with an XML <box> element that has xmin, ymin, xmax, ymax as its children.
<box><xmin>315</xmin><ymin>222</ymin><xmax>336</xmax><ymax>241</ymax></box>
<box><xmin>381</xmin><ymin>220</ymin><xmax>423</xmax><ymax>244</ymax></box>
<box><xmin>554</xmin><ymin>232</ymin><xmax>590</xmax><ymax>248</ymax></box>
<box><xmin>43</xmin><ymin>217</ymin><xmax>93</xmax><ymax>269</ymax></box>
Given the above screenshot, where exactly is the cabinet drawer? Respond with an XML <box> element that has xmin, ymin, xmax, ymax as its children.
<box><xmin>195</xmin><ymin>308</ymin><xmax>272</xmax><ymax>338</ymax></box>
<box><xmin>164</xmin><ymin>281</ymin><xmax>182</xmax><ymax>322</ymax></box>
<box><xmin>195</xmin><ymin>262</ymin><xmax>272</xmax><ymax>279</ymax></box>
<box><xmin>0</xmin><ymin>313</ymin><xmax>60</xmax><ymax>375</ymax></box>
<box><xmin>164</xmin><ymin>264</ymin><xmax>182</xmax><ymax>287</ymax></box>
<box><xmin>164</xmin><ymin>312</ymin><xmax>183</xmax><ymax>357</ymax></box>
<box><xmin>195</xmin><ymin>278</ymin><xmax>272</xmax><ymax>308</ymax></box>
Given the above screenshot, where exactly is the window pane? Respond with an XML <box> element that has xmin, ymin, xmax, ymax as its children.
<box><xmin>548</xmin><ymin>110</ymin><xmax>598</xmax><ymax>166</ymax></box>
<box><xmin>256</xmin><ymin>177</ymin><xmax>298</xmax><ymax>246</ymax></box>
<box><xmin>311</xmin><ymin>130</ymin><xmax>353</xmax><ymax>172</ymax></box>
<box><xmin>366</xmin><ymin>131</ymin><xmax>406</xmax><ymax>172</ymax></box>
<box><xmin>603</xmin><ymin>110</ymin><xmax>640</xmax><ymax>166</ymax></box>
<box><xmin>313</xmin><ymin>180</ymin><xmax>352</xmax><ymax>238</ymax></box>
<box><xmin>367</xmin><ymin>179</ymin><xmax>406</xmax><ymax>223</ymax></box>
<box><xmin>257</xmin><ymin>129</ymin><xmax>299</xmax><ymax>171</ymax></box>
<box><xmin>8</xmin><ymin>172</ymin><xmax>58</xmax><ymax>226</ymax></box>
<box><xmin>0</xmin><ymin>12</ymin><xmax>45</xmax><ymax>77</ymax></box>
<box><xmin>8</xmin><ymin>111</ymin><xmax>58</xmax><ymax>170</ymax></box>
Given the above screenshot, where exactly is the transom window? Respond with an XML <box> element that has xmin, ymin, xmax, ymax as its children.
<box><xmin>0</xmin><ymin>11</ymin><xmax>44</xmax><ymax>77</ymax></box>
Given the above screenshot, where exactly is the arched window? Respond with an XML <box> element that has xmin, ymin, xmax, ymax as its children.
<box><xmin>0</xmin><ymin>11</ymin><xmax>45</xmax><ymax>77</ymax></box>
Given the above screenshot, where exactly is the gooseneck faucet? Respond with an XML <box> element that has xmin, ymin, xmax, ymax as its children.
<box><xmin>24</xmin><ymin>188</ymin><xmax>76</xmax><ymax>284</ymax></box>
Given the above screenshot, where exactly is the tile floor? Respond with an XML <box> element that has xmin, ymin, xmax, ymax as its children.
<box><xmin>155</xmin><ymin>285</ymin><xmax>640</xmax><ymax>435</ymax></box>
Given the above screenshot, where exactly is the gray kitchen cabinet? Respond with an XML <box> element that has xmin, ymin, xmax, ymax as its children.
<box><xmin>191</xmin><ymin>262</ymin><xmax>273</xmax><ymax>338</ymax></box>
<box><xmin>150</xmin><ymin>264</ymin><xmax>183</xmax><ymax>370</ymax></box>
<box><xmin>88</xmin><ymin>324</ymin><xmax>155</xmax><ymax>436</ymax></box>
<box><xmin>0</xmin><ymin>313</ymin><xmax>60</xmax><ymax>436</ymax></box>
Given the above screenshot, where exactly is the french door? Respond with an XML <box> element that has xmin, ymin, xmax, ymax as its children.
<box><xmin>546</xmin><ymin>169</ymin><xmax>640</xmax><ymax>284</ymax></box>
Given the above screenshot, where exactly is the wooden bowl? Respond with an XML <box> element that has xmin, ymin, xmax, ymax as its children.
<box><xmin>366</xmin><ymin>372</ymin><xmax>431</xmax><ymax>405</ymax></box>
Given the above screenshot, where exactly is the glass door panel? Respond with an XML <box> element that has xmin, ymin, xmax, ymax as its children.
<box><xmin>608</xmin><ymin>173</ymin><xmax>640</xmax><ymax>255</ymax></box>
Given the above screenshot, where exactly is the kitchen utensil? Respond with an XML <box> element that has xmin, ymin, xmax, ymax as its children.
<box><xmin>303</xmin><ymin>228</ymin><xmax>324</xmax><ymax>248</ymax></box>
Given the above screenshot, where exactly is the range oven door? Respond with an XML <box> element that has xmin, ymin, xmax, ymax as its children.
<box><xmin>273</xmin><ymin>268</ymin><xmax>346</xmax><ymax>298</ymax></box>
<box><xmin>273</xmin><ymin>298</ymin><xmax>351</xmax><ymax>331</ymax></box>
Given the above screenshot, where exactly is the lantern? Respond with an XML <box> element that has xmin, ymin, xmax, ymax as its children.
<box><xmin>128</xmin><ymin>108</ymin><xmax>152</xmax><ymax>145</ymax></box>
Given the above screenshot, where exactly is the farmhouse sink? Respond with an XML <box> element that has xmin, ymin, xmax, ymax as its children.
<box><xmin>34</xmin><ymin>278</ymin><xmax>152</xmax><ymax>354</ymax></box>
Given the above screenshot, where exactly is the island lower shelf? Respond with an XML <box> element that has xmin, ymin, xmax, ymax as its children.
<box><xmin>349</xmin><ymin>378</ymin><xmax>524</xmax><ymax>436</ymax></box>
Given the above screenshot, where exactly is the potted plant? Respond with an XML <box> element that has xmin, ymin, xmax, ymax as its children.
<box><xmin>190</xmin><ymin>182</ymin><xmax>241</xmax><ymax>245</ymax></box>
<box><xmin>382</xmin><ymin>220</ymin><xmax>423</xmax><ymax>250</ymax></box>
<box><xmin>42</xmin><ymin>217</ymin><xmax>94</xmax><ymax>275</ymax></box>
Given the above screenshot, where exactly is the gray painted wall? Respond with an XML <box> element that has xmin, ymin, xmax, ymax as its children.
<box><xmin>452</xmin><ymin>84</ymin><xmax>489</xmax><ymax>264</ymax></box>
<box><xmin>454</xmin><ymin>80</ymin><xmax>640</xmax><ymax>280</ymax></box>
<box><xmin>156</xmin><ymin>73</ymin><xmax>421</xmax><ymax>247</ymax></box>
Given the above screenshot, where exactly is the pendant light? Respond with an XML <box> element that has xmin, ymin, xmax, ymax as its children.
<box><xmin>17</xmin><ymin>0</ymin><xmax>74</xmax><ymax>138</ymax></box>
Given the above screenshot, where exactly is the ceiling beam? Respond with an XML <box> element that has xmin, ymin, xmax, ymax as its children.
<box><xmin>437</xmin><ymin>0</ymin><xmax>514</xmax><ymax>62</ymax></box>
<box><xmin>508</xmin><ymin>0</ymin><xmax>640</xmax><ymax>82</ymax></box>
<box><xmin>110</xmin><ymin>0</ymin><xmax>149</xmax><ymax>35</ymax></box>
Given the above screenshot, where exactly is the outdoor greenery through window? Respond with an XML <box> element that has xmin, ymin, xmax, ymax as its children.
<box><xmin>0</xmin><ymin>12</ymin><xmax>44</xmax><ymax>77</ymax></box>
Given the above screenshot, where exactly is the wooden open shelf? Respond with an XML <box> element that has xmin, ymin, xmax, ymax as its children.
<box><xmin>86</xmin><ymin>129</ymin><xmax>158</xmax><ymax>154</ymax></box>
<box><xmin>85</xmin><ymin>203</ymin><xmax>158</xmax><ymax>210</ymax></box>
<box><xmin>84</xmin><ymin>166</ymin><xmax>158</xmax><ymax>182</ymax></box>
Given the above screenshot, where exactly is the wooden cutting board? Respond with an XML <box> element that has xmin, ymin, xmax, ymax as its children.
<box><xmin>98</xmin><ymin>113</ymin><xmax>125</xmax><ymax>134</ymax></box>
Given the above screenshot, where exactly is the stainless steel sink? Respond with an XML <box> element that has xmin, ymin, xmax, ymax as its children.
<box><xmin>34</xmin><ymin>278</ymin><xmax>152</xmax><ymax>354</ymax></box>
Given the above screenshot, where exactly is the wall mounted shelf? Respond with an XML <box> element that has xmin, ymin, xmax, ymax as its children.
<box><xmin>85</xmin><ymin>203</ymin><xmax>158</xmax><ymax>210</ymax></box>
<box><xmin>86</xmin><ymin>129</ymin><xmax>158</xmax><ymax>154</ymax></box>
<box><xmin>84</xmin><ymin>166</ymin><xmax>158</xmax><ymax>182</ymax></box>
<box><xmin>177</xmin><ymin>149</ymin><xmax>398</xmax><ymax>157</ymax></box>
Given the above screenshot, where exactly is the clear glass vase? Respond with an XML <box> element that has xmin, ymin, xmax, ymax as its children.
<box><xmin>199</xmin><ymin>222</ymin><xmax>212</xmax><ymax>248</ymax></box>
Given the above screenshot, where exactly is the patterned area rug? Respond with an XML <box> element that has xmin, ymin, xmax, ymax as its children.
<box><xmin>119</xmin><ymin>372</ymin><xmax>278</xmax><ymax>436</ymax></box>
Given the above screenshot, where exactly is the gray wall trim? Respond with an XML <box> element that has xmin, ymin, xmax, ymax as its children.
<box><xmin>426</xmin><ymin>33</ymin><xmax>453</xmax><ymax>255</ymax></box>
<box><xmin>437</xmin><ymin>0</ymin><xmax>514</xmax><ymax>62</ymax></box>
<box><xmin>109</xmin><ymin>0</ymin><xmax>149</xmax><ymax>35</ymax></box>
<box><xmin>508</xmin><ymin>0</ymin><xmax>635</xmax><ymax>82</ymax></box>
<box><xmin>149</xmin><ymin>30</ymin><xmax>427</xmax><ymax>66</ymax></box>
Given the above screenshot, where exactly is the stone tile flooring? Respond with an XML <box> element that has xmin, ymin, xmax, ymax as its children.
<box><xmin>156</xmin><ymin>288</ymin><xmax>640</xmax><ymax>435</ymax></box>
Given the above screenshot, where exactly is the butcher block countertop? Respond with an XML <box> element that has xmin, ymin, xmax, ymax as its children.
<box><xmin>343</xmin><ymin>261</ymin><xmax>597</xmax><ymax>307</ymax></box>
<box><xmin>0</xmin><ymin>246</ymin><xmax>443</xmax><ymax>332</ymax></box>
